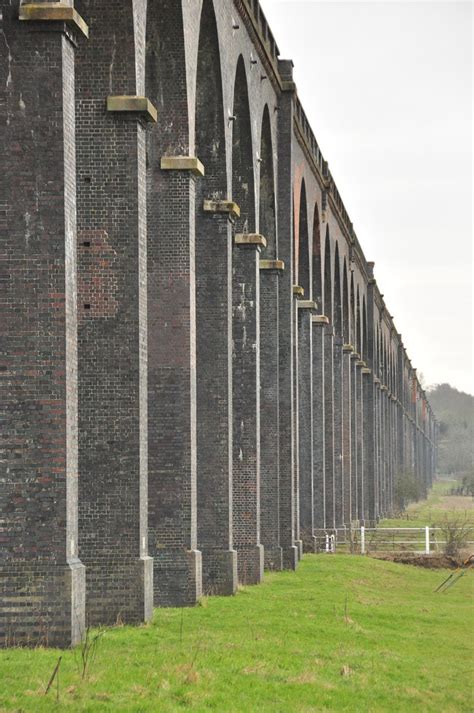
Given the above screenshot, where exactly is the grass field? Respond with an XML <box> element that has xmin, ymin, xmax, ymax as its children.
<box><xmin>380</xmin><ymin>476</ymin><xmax>474</xmax><ymax>528</ymax></box>
<box><xmin>1</xmin><ymin>554</ymin><xmax>472</xmax><ymax>712</ymax></box>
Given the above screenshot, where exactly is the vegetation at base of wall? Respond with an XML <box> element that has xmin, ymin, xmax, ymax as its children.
<box><xmin>427</xmin><ymin>383</ymin><xmax>474</xmax><ymax>475</ymax></box>
<box><xmin>0</xmin><ymin>555</ymin><xmax>472</xmax><ymax>712</ymax></box>
<box><xmin>393</xmin><ymin>470</ymin><xmax>423</xmax><ymax>511</ymax></box>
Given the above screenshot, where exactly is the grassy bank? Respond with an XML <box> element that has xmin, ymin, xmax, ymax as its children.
<box><xmin>1</xmin><ymin>554</ymin><xmax>472</xmax><ymax>712</ymax></box>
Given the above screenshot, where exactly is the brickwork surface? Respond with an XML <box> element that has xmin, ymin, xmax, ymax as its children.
<box><xmin>1</xmin><ymin>0</ymin><xmax>436</xmax><ymax>646</ymax></box>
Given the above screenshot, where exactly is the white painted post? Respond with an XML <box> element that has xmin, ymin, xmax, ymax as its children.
<box><xmin>325</xmin><ymin>533</ymin><xmax>329</xmax><ymax>553</ymax></box>
<box><xmin>331</xmin><ymin>534</ymin><xmax>336</xmax><ymax>553</ymax></box>
<box><xmin>361</xmin><ymin>526</ymin><xmax>365</xmax><ymax>555</ymax></box>
<box><xmin>425</xmin><ymin>526</ymin><xmax>430</xmax><ymax>555</ymax></box>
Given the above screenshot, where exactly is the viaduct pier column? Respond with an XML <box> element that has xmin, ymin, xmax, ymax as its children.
<box><xmin>277</xmin><ymin>60</ymin><xmax>298</xmax><ymax>569</ymax></box>
<box><xmin>350</xmin><ymin>352</ymin><xmax>359</xmax><ymax>523</ymax></box>
<box><xmin>145</xmin><ymin>0</ymin><xmax>203</xmax><ymax>607</ymax></box>
<box><xmin>333</xmin><ymin>340</ymin><xmax>344</xmax><ymax>529</ymax></box>
<box><xmin>298</xmin><ymin>301</ymin><xmax>317</xmax><ymax>551</ymax></box>
<box><xmin>232</xmin><ymin>235</ymin><xmax>265</xmax><ymax>585</ymax></box>
<box><xmin>312</xmin><ymin>317</ymin><xmax>328</xmax><ymax>535</ymax></box>
<box><xmin>324</xmin><ymin>327</ymin><xmax>336</xmax><ymax>530</ymax></box>
<box><xmin>363</xmin><ymin>370</ymin><xmax>377</xmax><ymax>524</ymax></box>
<box><xmin>259</xmin><ymin>262</ymin><xmax>284</xmax><ymax>570</ymax></box>
<box><xmin>355</xmin><ymin>358</ymin><xmax>365</xmax><ymax>522</ymax></box>
<box><xmin>342</xmin><ymin>345</ymin><xmax>353</xmax><ymax>527</ymax></box>
<box><xmin>195</xmin><ymin>203</ymin><xmax>237</xmax><ymax>596</ymax></box>
<box><xmin>147</xmin><ymin>157</ymin><xmax>203</xmax><ymax>607</ymax></box>
<box><xmin>1</xmin><ymin>0</ymin><xmax>87</xmax><ymax>647</ymax></box>
<box><xmin>75</xmin><ymin>0</ymin><xmax>153</xmax><ymax>626</ymax></box>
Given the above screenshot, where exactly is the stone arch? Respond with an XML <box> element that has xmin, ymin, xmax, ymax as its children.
<box><xmin>232</xmin><ymin>55</ymin><xmax>255</xmax><ymax>233</ymax></box>
<box><xmin>324</xmin><ymin>228</ymin><xmax>332</xmax><ymax>321</ymax></box>
<box><xmin>259</xmin><ymin>104</ymin><xmax>276</xmax><ymax>257</ymax></box>
<box><xmin>333</xmin><ymin>242</ymin><xmax>342</xmax><ymax>337</ymax></box>
<box><xmin>312</xmin><ymin>203</ymin><xmax>322</xmax><ymax>305</ymax></box>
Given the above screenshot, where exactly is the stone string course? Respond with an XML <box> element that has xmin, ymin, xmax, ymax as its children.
<box><xmin>1</xmin><ymin>0</ymin><xmax>437</xmax><ymax>647</ymax></box>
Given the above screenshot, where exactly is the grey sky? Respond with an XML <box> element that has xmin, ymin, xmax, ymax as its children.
<box><xmin>260</xmin><ymin>0</ymin><xmax>473</xmax><ymax>395</ymax></box>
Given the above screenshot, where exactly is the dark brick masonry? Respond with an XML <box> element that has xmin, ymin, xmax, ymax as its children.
<box><xmin>1</xmin><ymin>0</ymin><xmax>437</xmax><ymax>646</ymax></box>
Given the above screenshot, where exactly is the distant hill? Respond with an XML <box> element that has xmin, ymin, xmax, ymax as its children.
<box><xmin>427</xmin><ymin>383</ymin><xmax>474</xmax><ymax>475</ymax></box>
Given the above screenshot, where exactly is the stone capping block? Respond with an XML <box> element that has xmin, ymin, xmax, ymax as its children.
<box><xmin>259</xmin><ymin>259</ymin><xmax>285</xmax><ymax>271</ymax></box>
<box><xmin>374</xmin><ymin>376</ymin><xmax>381</xmax><ymax>386</ymax></box>
<box><xmin>351</xmin><ymin>352</ymin><xmax>361</xmax><ymax>360</ymax></box>
<box><xmin>342</xmin><ymin>343</ymin><xmax>354</xmax><ymax>353</ymax></box>
<box><xmin>107</xmin><ymin>96</ymin><xmax>158</xmax><ymax>123</ymax></box>
<box><xmin>19</xmin><ymin>2</ymin><xmax>89</xmax><ymax>37</ymax></box>
<box><xmin>311</xmin><ymin>314</ymin><xmax>329</xmax><ymax>325</ymax></box>
<box><xmin>203</xmin><ymin>199</ymin><xmax>240</xmax><ymax>219</ymax></box>
<box><xmin>380</xmin><ymin>385</ymin><xmax>388</xmax><ymax>392</ymax></box>
<box><xmin>161</xmin><ymin>156</ymin><xmax>205</xmax><ymax>177</ymax></box>
<box><xmin>297</xmin><ymin>300</ymin><xmax>317</xmax><ymax>311</ymax></box>
<box><xmin>281</xmin><ymin>80</ymin><xmax>297</xmax><ymax>93</ymax></box>
<box><xmin>292</xmin><ymin>284</ymin><xmax>304</xmax><ymax>298</ymax></box>
<box><xmin>355</xmin><ymin>360</ymin><xmax>366</xmax><ymax>368</ymax></box>
<box><xmin>235</xmin><ymin>233</ymin><xmax>267</xmax><ymax>248</ymax></box>
<box><xmin>362</xmin><ymin>367</ymin><xmax>372</xmax><ymax>375</ymax></box>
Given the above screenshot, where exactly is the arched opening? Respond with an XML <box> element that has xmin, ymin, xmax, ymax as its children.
<box><xmin>350</xmin><ymin>273</ymin><xmax>355</xmax><ymax>347</ymax></box>
<box><xmin>356</xmin><ymin>287</ymin><xmax>361</xmax><ymax>355</ymax></box>
<box><xmin>259</xmin><ymin>105</ymin><xmax>276</xmax><ymax>256</ymax></box>
<box><xmin>342</xmin><ymin>259</ymin><xmax>349</xmax><ymax>344</ymax></box>
<box><xmin>324</xmin><ymin>228</ymin><xmax>332</xmax><ymax>321</ymax></box>
<box><xmin>312</xmin><ymin>204</ymin><xmax>322</xmax><ymax>306</ymax></box>
<box><xmin>333</xmin><ymin>243</ymin><xmax>342</xmax><ymax>337</ymax></box>
<box><xmin>296</xmin><ymin>179</ymin><xmax>310</xmax><ymax>297</ymax></box>
<box><xmin>194</xmin><ymin>0</ymin><xmax>232</xmax><ymax>593</ymax></box>
<box><xmin>362</xmin><ymin>297</ymin><xmax>368</xmax><ymax>363</ymax></box>
<box><xmin>232</xmin><ymin>56</ymin><xmax>255</xmax><ymax>232</ymax></box>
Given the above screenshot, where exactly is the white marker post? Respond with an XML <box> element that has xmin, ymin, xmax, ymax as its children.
<box><xmin>361</xmin><ymin>526</ymin><xmax>365</xmax><ymax>555</ymax></box>
<box><xmin>425</xmin><ymin>526</ymin><xmax>430</xmax><ymax>555</ymax></box>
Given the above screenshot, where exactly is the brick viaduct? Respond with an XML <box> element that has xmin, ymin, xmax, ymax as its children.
<box><xmin>1</xmin><ymin>0</ymin><xmax>437</xmax><ymax>647</ymax></box>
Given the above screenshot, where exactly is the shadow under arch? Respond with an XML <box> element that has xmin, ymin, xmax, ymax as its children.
<box><xmin>232</xmin><ymin>55</ymin><xmax>256</xmax><ymax>233</ymax></box>
<box><xmin>312</xmin><ymin>203</ymin><xmax>322</xmax><ymax>305</ymax></box>
<box><xmin>296</xmin><ymin>179</ymin><xmax>310</xmax><ymax>297</ymax></box>
<box><xmin>259</xmin><ymin>105</ymin><xmax>276</xmax><ymax>257</ymax></box>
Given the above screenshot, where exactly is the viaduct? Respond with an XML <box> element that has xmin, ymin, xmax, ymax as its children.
<box><xmin>1</xmin><ymin>0</ymin><xmax>437</xmax><ymax>647</ymax></box>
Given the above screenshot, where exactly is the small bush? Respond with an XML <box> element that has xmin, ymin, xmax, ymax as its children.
<box><xmin>434</xmin><ymin>516</ymin><xmax>473</xmax><ymax>557</ymax></box>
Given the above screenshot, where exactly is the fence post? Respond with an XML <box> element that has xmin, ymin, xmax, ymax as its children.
<box><xmin>325</xmin><ymin>533</ymin><xmax>329</xmax><ymax>553</ymax></box>
<box><xmin>425</xmin><ymin>526</ymin><xmax>430</xmax><ymax>555</ymax></box>
<box><xmin>361</xmin><ymin>526</ymin><xmax>365</xmax><ymax>555</ymax></box>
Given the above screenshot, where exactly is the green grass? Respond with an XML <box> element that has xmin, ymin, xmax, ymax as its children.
<box><xmin>1</xmin><ymin>555</ymin><xmax>472</xmax><ymax>712</ymax></box>
<box><xmin>380</xmin><ymin>477</ymin><xmax>474</xmax><ymax>528</ymax></box>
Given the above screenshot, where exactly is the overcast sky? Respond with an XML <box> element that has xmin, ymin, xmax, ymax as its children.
<box><xmin>260</xmin><ymin>0</ymin><xmax>473</xmax><ymax>395</ymax></box>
